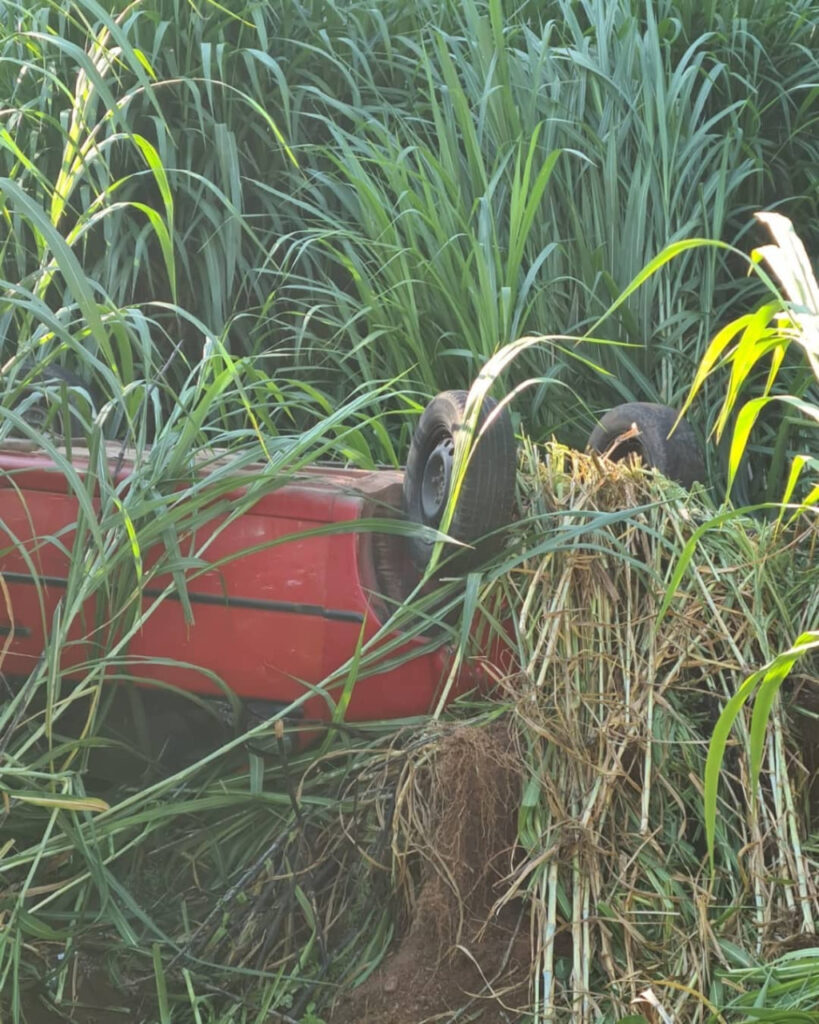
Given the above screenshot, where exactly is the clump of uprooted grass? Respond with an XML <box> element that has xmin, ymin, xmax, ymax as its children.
<box><xmin>485</xmin><ymin>441</ymin><xmax>819</xmax><ymax>1022</ymax></box>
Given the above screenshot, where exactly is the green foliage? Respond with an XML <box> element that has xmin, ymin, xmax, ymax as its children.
<box><xmin>3</xmin><ymin>0</ymin><xmax>819</xmax><ymax>457</ymax></box>
<box><xmin>717</xmin><ymin>947</ymin><xmax>819</xmax><ymax>1022</ymax></box>
<box><xmin>683</xmin><ymin>213</ymin><xmax>819</xmax><ymax>502</ymax></box>
<box><xmin>1</xmin><ymin>0</ymin><xmax>819</xmax><ymax>1021</ymax></box>
<box><xmin>678</xmin><ymin>213</ymin><xmax>819</xmax><ymax>861</ymax></box>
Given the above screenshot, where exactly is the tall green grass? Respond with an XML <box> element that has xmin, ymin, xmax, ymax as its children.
<box><xmin>1</xmin><ymin>1</ymin><xmax>818</xmax><ymax>1021</ymax></box>
<box><xmin>3</xmin><ymin>0</ymin><xmax>819</xmax><ymax>462</ymax></box>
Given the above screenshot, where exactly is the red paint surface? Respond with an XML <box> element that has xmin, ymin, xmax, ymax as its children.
<box><xmin>0</xmin><ymin>444</ymin><xmax>479</xmax><ymax>725</ymax></box>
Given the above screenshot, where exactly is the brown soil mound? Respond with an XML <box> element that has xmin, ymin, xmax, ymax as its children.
<box><xmin>329</xmin><ymin>723</ymin><xmax>532</xmax><ymax>1024</ymax></box>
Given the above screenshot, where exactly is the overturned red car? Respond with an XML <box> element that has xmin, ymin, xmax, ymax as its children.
<box><xmin>0</xmin><ymin>379</ymin><xmax>703</xmax><ymax>741</ymax></box>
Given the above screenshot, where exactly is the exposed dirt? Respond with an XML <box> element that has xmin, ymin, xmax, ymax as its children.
<box><xmin>329</xmin><ymin>723</ymin><xmax>533</xmax><ymax>1024</ymax></box>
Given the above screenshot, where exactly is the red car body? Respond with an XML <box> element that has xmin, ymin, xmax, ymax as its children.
<box><xmin>0</xmin><ymin>441</ymin><xmax>483</xmax><ymax>730</ymax></box>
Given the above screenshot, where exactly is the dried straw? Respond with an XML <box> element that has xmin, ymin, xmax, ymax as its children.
<box><xmin>490</xmin><ymin>441</ymin><xmax>818</xmax><ymax>1022</ymax></box>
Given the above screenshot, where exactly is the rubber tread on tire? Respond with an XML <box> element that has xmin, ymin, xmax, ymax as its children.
<box><xmin>587</xmin><ymin>402</ymin><xmax>704</xmax><ymax>488</ymax></box>
<box><xmin>403</xmin><ymin>390</ymin><xmax>516</xmax><ymax>572</ymax></box>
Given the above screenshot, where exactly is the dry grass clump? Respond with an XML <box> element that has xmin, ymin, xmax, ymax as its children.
<box><xmin>491</xmin><ymin>441</ymin><xmax>818</xmax><ymax>1022</ymax></box>
<box><xmin>329</xmin><ymin>723</ymin><xmax>530</xmax><ymax>1024</ymax></box>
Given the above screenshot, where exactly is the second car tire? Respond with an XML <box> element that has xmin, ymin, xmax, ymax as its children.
<box><xmin>587</xmin><ymin>402</ymin><xmax>704</xmax><ymax>488</ymax></box>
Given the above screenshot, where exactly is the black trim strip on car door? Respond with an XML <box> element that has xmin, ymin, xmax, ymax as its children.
<box><xmin>0</xmin><ymin>624</ymin><xmax>31</xmax><ymax>636</ymax></box>
<box><xmin>0</xmin><ymin>571</ymin><xmax>365</xmax><ymax>624</ymax></box>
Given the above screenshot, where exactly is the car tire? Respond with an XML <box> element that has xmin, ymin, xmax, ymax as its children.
<box><xmin>587</xmin><ymin>402</ymin><xmax>704</xmax><ymax>488</ymax></box>
<box><xmin>403</xmin><ymin>390</ymin><xmax>516</xmax><ymax>572</ymax></box>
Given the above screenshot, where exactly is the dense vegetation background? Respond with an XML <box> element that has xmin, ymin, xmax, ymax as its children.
<box><xmin>1</xmin><ymin>1</ymin><xmax>818</xmax><ymax>1022</ymax></box>
<box><xmin>4</xmin><ymin>0</ymin><xmax>819</xmax><ymax>490</ymax></box>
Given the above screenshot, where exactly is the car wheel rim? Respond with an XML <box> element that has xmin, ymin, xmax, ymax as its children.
<box><xmin>421</xmin><ymin>437</ymin><xmax>454</xmax><ymax>523</ymax></box>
